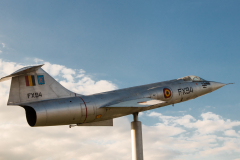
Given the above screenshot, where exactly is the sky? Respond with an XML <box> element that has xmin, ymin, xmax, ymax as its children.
<box><xmin>0</xmin><ymin>1</ymin><xmax>240</xmax><ymax>160</ymax></box>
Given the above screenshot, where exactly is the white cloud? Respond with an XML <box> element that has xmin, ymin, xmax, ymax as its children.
<box><xmin>195</xmin><ymin>112</ymin><xmax>240</xmax><ymax>134</ymax></box>
<box><xmin>33</xmin><ymin>58</ymin><xmax>118</xmax><ymax>95</ymax></box>
<box><xmin>34</xmin><ymin>58</ymin><xmax>44</xmax><ymax>63</ymax></box>
<box><xmin>42</xmin><ymin>62</ymin><xmax>65</xmax><ymax>77</ymax></box>
<box><xmin>0</xmin><ymin>50</ymin><xmax>2</xmax><ymax>53</ymax></box>
<box><xmin>2</xmin><ymin>43</ymin><xmax>5</xmax><ymax>48</ymax></box>
<box><xmin>0</xmin><ymin>59</ymin><xmax>24</xmax><ymax>77</ymax></box>
<box><xmin>139</xmin><ymin>112</ymin><xmax>144</xmax><ymax>117</ymax></box>
<box><xmin>224</xmin><ymin>130</ymin><xmax>240</xmax><ymax>137</ymax></box>
<box><xmin>149</xmin><ymin>111</ymin><xmax>240</xmax><ymax>135</ymax></box>
<box><xmin>0</xmin><ymin>58</ymin><xmax>240</xmax><ymax>160</ymax></box>
<box><xmin>147</xmin><ymin>111</ymin><xmax>240</xmax><ymax>158</ymax></box>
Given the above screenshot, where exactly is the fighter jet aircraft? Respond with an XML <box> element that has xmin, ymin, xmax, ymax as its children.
<box><xmin>0</xmin><ymin>64</ymin><xmax>227</xmax><ymax>127</ymax></box>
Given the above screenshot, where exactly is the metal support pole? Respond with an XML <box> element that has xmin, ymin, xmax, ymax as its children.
<box><xmin>131</xmin><ymin>112</ymin><xmax>143</xmax><ymax>160</ymax></box>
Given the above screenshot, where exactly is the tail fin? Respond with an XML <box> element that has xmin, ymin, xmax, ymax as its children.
<box><xmin>0</xmin><ymin>64</ymin><xmax>78</xmax><ymax>105</ymax></box>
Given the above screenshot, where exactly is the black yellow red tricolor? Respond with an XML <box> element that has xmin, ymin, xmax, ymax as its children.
<box><xmin>163</xmin><ymin>88</ymin><xmax>171</xmax><ymax>98</ymax></box>
<box><xmin>25</xmin><ymin>75</ymin><xmax>36</xmax><ymax>86</ymax></box>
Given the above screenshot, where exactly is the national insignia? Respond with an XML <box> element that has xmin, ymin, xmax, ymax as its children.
<box><xmin>163</xmin><ymin>88</ymin><xmax>171</xmax><ymax>99</ymax></box>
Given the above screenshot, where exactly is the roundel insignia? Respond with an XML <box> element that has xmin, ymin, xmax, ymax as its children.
<box><xmin>163</xmin><ymin>88</ymin><xmax>172</xmax><ymax>99</ymax></box>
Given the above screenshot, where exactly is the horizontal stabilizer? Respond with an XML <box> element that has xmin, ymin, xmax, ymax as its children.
<box><xmin>102</xmin><ymin>98</ymin><xmax>166</xmax><ymax>108</ymax></box>
<box><xmin>0</xmin><ymin>64</ymin><xmax>44</xmax><ymax>82</ymax></box>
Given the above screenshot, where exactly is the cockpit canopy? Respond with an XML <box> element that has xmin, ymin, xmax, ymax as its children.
<box><xmin>178</xmin><ymin>75</ymin><xmax>206</xmax><ymax>82</ymax></box>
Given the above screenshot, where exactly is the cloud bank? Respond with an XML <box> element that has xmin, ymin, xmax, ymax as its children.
<box><xmin>34</xmin><ymin>58</ymin><xmax>117</xmax><ymax>95</ymax></box>
<box><xmin>0</xmin><ymin>58</ymin><xmax>239</xmax><ymax>160</ymax></box>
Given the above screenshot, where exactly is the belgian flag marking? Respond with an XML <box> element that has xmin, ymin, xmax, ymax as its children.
<box><xmin>163</xmin><ymin>88</ymin><xmax>171</xmax><ymax>99</ymax></box>
<box><xmin>25</xmin><ymin>75</ymin><xmax>36</xmax><ymax>86</ymax></box>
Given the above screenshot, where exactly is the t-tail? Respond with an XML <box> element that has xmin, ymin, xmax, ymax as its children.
<box><xmin>0</xmin><ymin>64</ymin><xmax>78</xmax><ymax>105</ymax></box>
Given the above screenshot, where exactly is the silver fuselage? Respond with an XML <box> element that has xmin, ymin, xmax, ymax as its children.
<box><xmin>25</xmin><ymin>78</ymin><xmax>224</xmax><ymax>127</ymax></box>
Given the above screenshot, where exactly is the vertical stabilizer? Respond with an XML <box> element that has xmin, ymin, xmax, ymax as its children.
<box><xmin>0</xmin><ymin>65</ymin><xmax>78</xmax><ymax>105</ymax></box>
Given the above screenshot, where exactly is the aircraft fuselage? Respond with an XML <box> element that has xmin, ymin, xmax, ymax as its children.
<box><xmin>25</xmin><ymin>78</ymin><xmax>224</xmax><ymax>127</ymax></box>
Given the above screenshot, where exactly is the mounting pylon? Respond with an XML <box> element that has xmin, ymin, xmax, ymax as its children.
<box><xmin>131</xmin><ymin>112</ymin><xmax>143</xmax><ymax>160</ymax></box>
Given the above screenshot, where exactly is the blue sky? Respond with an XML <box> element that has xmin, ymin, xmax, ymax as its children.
<box><xmin>0</xmin><ymin>1</ymin><xmax>240</xmax><ymax>160</ymax></box>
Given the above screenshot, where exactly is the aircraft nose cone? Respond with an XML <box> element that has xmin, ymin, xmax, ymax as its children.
<box><xmin>211</xmin><ymin>82</ymin><xmax>226</xmax><ymax>91</ymax></box>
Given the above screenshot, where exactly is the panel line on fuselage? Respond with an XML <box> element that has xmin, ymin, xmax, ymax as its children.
<box><xmin>78</xmin><ymin>97</ymin><xmax>88</xmax><ymax>123</ymax></box>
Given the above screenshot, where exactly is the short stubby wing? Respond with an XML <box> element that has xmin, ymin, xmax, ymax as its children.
<box><xmin>101</xmin><ymin>98</ymin><xmax>166</xmax><ymax>108</ymax></box>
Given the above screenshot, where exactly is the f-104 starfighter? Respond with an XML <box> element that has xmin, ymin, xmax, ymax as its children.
<box><xmin>0</xmin><ymin>64</ymin><xmax>227</xmax><ymax>127</ymax></box>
